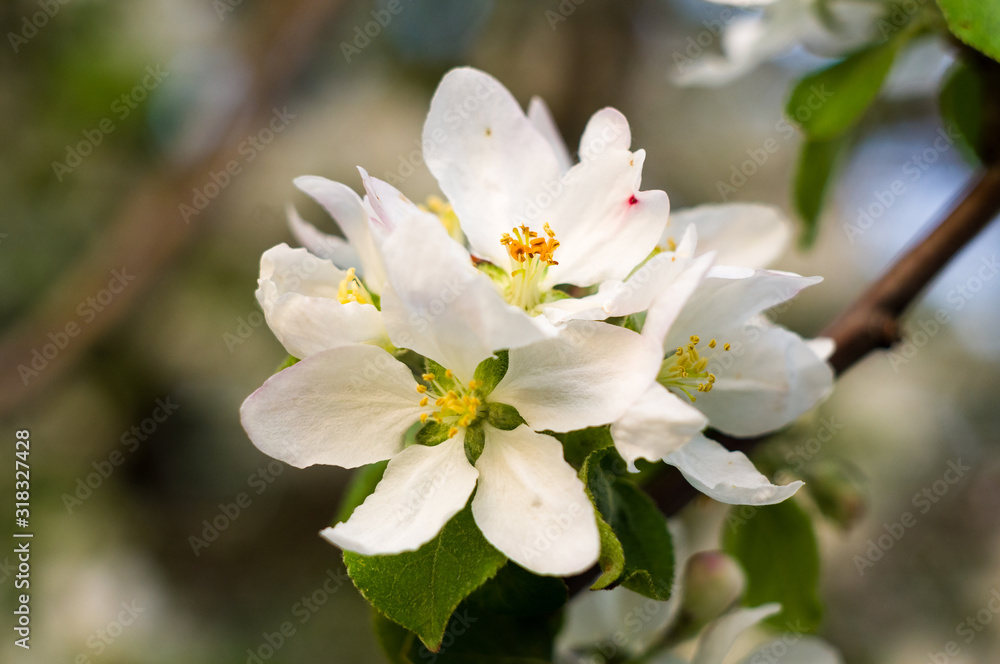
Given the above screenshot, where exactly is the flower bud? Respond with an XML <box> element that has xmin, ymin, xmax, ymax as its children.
<box><xmin>680</xmin><ymin>550</ymin><xmax>746</xmax><ymax>629</ymax></box>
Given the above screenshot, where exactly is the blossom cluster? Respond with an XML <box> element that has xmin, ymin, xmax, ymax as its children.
<box><xmin>240</xmin><ymin>67</ymin><xmax>833</xmax><ymax>577</ymax></box>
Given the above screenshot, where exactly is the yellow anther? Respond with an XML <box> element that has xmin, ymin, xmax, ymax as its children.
<box><xmin>336</xmin><ymin>267</ymin><xmax>374</xmax><ymax>305</ymax></box>
<box><xmin>416</xmin><ymin>384</ymin><xmax>427</xmax><ymax>394</ymax></box>
<box><xmin>445</xmin><ymin>369</ymin><xmax>453</xmax><ymax>379</ymax></box>
<box><xmin>421</xmin><ymin>196</ymin><xmax>463</xmax><ymax>242</ymax></box>
<box><xmin>501</xmin><ymin>224</ymin><xmax>560</xmax><ymax>270</ymax></box>
<box><xmin>468</xmin><ymin>379</ymin><xmax>481</xmax><ymax>390</ymax></box>
<box><xmin>665</xmin><ymin>237</ymin><xmax>677</xmax><ymax>252</ymax></box>
<box><xmin>419</xmin><ymin>396</ymin><xmax>429</xmax><ymax>407</ymax></box>
<box><xmin>448</xmin><ymin>427</ymin><xmax>459</xmax><ymax>438</ymax></box>
<box><xmin>422</xmin><ymin>373</ymin><xmax>436</xmax><ymax>382</ymax></box>
<box><xmin>724</xmin><ymin>343</ymin><xmax>731</xmax><ymax>351</ymax></box>
<box><xmin>659</xmin><ymin>334</ymin><xmax>730</xmax><ymax>403</ymax></box>
<box><xmin>420</xmin><ymin>413</ymin><xmax>429</xmax><ymax>423</ymax></box>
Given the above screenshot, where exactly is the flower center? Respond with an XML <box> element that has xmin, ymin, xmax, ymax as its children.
<box><xmin>415</xmin><ymin>369</ymin><xmax>484</xmax><ymax>438</ymax></box>
<box><xmin>499</xmin><ymin>223</ymin><xmax>560</xmax><ymax>312</ymax></box>
<box><xmin>657</xmin><ymin>335</ymin><xmax>730</xmax><ymax>402</ymax></box>
<box><xmin>421</xmin><ymin>195</ymin><xmax>464</xmax><ymax>243</ymax></box>
<box><xmin>337</xmin><ymin>268</ymin><xmax>373</xmax><ymax>305</ymax></box>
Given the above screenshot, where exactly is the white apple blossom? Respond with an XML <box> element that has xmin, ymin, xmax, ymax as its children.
<box><xmin>422</xmin><ymin>67</ymin><xmax>672</xmax><ymax>317</ymax></box>
<box><xmin>599</xmin><ymin>230</ymin><xmax>832</xmax><ymax>504</ymax></box>
<box><xmin>242</xmin><ymin>206</ymin><xmax>664</xmax><ymax>575</ymax></box>
<box><xmin>674</xmin><ymin>0</ymin><xmax>885</xmax><ymax>87</ymax></box>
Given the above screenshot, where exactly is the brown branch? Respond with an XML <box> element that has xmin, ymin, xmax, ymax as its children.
<box><xmin>822</xmin><ymin>165</ymin><xmax>1000</xmax><ymax>374</ymax></box>
<box><xmin>0</xmin><ymin>0</ymin><xmax>346</xmax><ymax>415</ymax></box>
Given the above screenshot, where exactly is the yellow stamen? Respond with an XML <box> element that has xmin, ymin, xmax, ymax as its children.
<box><xmin>416</xmin><ymin>385</ymin><xmax>427</xmax><ymax>394</ymax></box>
<box><xmin>336</xmin><ymin>268</ymin><xmax>373</xmax><ymax>305</ymax></box>
<box><xmin>658</xmin><ymin>334</ymin><xmax>730</xmax><ymax>402</ymax></box>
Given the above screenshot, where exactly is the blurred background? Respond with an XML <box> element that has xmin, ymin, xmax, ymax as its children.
<box><xmin>1</xmin><ymin>0</ymin><xmax>998</xmax><ymax>662</ymax></box>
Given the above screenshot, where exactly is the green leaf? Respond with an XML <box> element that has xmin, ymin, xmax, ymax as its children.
<box><xmin>416</xmin><ymin>420</ymin><xmax>452</xmax><ymax>447</ymax></box>
<box><xmin>344</xmin><ymin>504</ymin><xmax>507</xmax><ymax>650</ymax></box>
<box><xmin>793</xmin><ymin>136</ymin><xmax>846</xmax><ymax>248</ymax></box>
<box><xmin>581</xmin><ymin>448</ymin><xmax>674</xmax><ymax>600</ymax></box>
<box><xmin>557</xmin><ymin>426</ymin><xmax>614</xmax><ymax>469</ymax></box>
<box><xmin>786</xmin><ymin>39</ymin><xmax>901</xmax><ymax>140</ymax></box>
<box><xmin>939</xmin><ymin>61</ymin><xmax>985</xmax><ymax>164</ymax></box>
<box><xmin>936</xmin><ymin>0</ymin><xmax>1000</xmax><ymax>62</ymax></box>
<box><xmin>591</xmin><ymin>516</ymin><xmax>626</xmax><ymax>591</ymax></box>
<box><xmin>473</xmin><ymin>350</ymin><xmax>509</xmax><ymax>397</ymax></box>
<box><xmin>274</xmin><ymin>354</ymin><xmax>299</xmax><ymax>372</ymax></box>
<box><xmin>722</xmin><ymin>499</ymin><xmax>823</xmax><ymax>632</ymax></box>
<box><xmin>334</xmin><ymin>460</ymin><xmax>388</xmax><ymax>524</ymax></box>
<box><xmin>466</xmin><ymin>563</ymin><xmax>567</xmax><ymax>617</ymax></box>
<box><xmin>486</xmin><ymin>402</ymin><xmax>526</xmax><ymax>431</ymax></box>
<box><xmin>374</xmin><ymin>609</ymin><xmax>556</xmax><ymax>664</ymax></box>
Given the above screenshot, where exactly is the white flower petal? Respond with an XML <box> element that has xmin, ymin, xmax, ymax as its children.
<box><xmin>357</xmin><ymin>167</ymin><xmax>439</xmax><ymax>234</ymax></box>
<box><xmin>286</xmin><ymin>204</ymin><xmax>361</xmax><ymax>271</ymax></box>
<box><xmin>807</xmin><ymin>336</ymin><xmax>836</xmax><ymax>362</ymax></box>
<box><xmin>665</xmin><ymin>435</ymin><xmax>803</xmax><ymax>505</ymax></box>
<box><xmin>528</xmin><ymin>96</ymin><xmax>572</xmax><ymax>173</ymax></box>
<box><xmin>379</xmin><ymin>213</ymin><xmax>555</xmax><ymax>380</ymax></box>
<box><xmin>491</xmin><ymin>320</ymin><xmax>662</xmax><ymax>432</ymax></box>
<box><xmin>423</xmin><ymin>67</ymin><xmax>562</xmax><ymax>266</ymax></box>
<box><xmin>665</xmin><ymin>204</ymin><xmax>793</xmax><ymax>269</ymax></box>
<box><xmin>240</xmin><ymin>345</ymin><xmax>424</xmax><ymax>469</ymax></box>
<box><xmin>665</xmin><ymin>270</ymin><xmax>822</xmax><ymax>349</ymax></box>
<box><xmin>640</xmin><ymin>249</ymin><xmax>717</xmax><ymax>344</ymax></box>
<box><xmin>738</xmin><ymin>636</ymin><xmax>843</xmax><ymax>664</ymax></box>
<box><xmin>543</xmin><ymin>148</ymin><xmax>670</xmax><ymax>288</ymax></box>
<box><xmin>321</xmin><ymin>435</ymin><xmax>478</xmax><ymax>555</ymax></box>
<box><xmin>611</xmin><ymin>384</ymin><xmax>708</xmax><ymax>472</ymax></box>
<box><xmin>578</xmin><ymin>107</ymin><xmax>632</xmax><ymax>160</ymax></box>
<box><xmin>692</xmin><ymin>604</ymin><xmax>782</xmax><ymax>664</ymax></box>
<box><xmin>472</xmin><ymin>426</ymin><xmax>599</xmax><ymax>575</ymax></box>
<box><xmin>294</xmin><ymin>175</ymin><xmax>388</xmax><ymax>293</ymax></box>
<box><xmin>256</xmin><ymin>244</ymin><xmax>386</xmax><ymax>358</ymax></box>
<box><xmin>692</xmin><ymin>323</ymin><xmax>834</xmax><ymax>437</ymax></box>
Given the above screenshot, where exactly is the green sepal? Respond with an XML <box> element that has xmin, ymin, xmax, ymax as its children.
<box><xmin>425</xmin><ymin>357</ymin><xmax>459</xmax><ymax>392</ymax></box>
<box><xmin>344</xmin><ymin>503</ymin><xmax>507</xmax><ymax>651</ymax></box>
<box><xmin>464</xmin><ymin>423</ymin><xmax>486</xmax><ymax>465</ymax></box>
<box><xmin>416</xmin><ymin>420</ymin><xmax>452</xmax><ymax>447</ymax></box>
<box><xmin>473</xmin><ymin>350</ymin><xmax>509</xmax><ymax>398</ymax></box>
<box><xmin>486</xmin><ymin>402</ymin><xmax>526</xmax><ymax>431</ymax></box>
<box><xmin>722</xmin><ymin>499</ymin><xmax>823</xmax><ymax>632</ymax></box>
<box><xmin>539</xmin><ymin>288</ymin><xmax>571</xmax><ymax>303</ymax></box>
<box><xmin>274</xmin><ymin>354</ymin><xmax>299</xmax><ymax>372</ymax></box>
<box><xmin>476</xmin><ymin>260</ymin><xmax>510</xmax><ymax>287</ymax></box>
